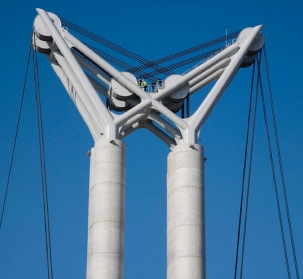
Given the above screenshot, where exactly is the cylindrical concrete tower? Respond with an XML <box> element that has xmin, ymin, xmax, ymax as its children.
<box><xmin>167</xmin><ymin>144</ymin><xmax>205</xmax><ymax>279</ymax></box>
<box><xmin>87</xmin><ymin>139</ymin><xmax>126</xmax><ymax>279</ymax></box>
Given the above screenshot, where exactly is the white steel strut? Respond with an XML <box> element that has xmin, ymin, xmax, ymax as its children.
<box><xmin>32</xmin><ymin>8</ymin><xmax>264</xmax><ymax>279</ymax></box>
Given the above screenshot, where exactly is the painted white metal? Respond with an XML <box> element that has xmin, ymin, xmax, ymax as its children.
<box><xmin>119</xmin><ymin>122</ymin><xmax>144</xmax><ymax>139</ymax></box>
<box><xmin>46</xmin><ymin>55</ymin><xmax>100</xmax><ymax>141</ymax></box>
<box><xmin>51</xmin><ymin>50</ymin><xmax>105</xmax><ymax>134</ymax></box>
<box><xmin>32</xmin><ymin>33</ymin><xmax>51</xmax><ymax>53</ymax></box>
<box><xmin>152</xmin><ymin>100</ymin><xmax>188</xmax><ymax>130</ymax></box>
<box><xmin>189</xmin><ymin>68</ymin><xmax>225</xmax><ymax>95</ymax></box>
<box><xmin>86</xmin><ymin>74</ymin><xmax>108</xmax><ymax>97</ymax></box>
<box><xmin>152</xmin><ymin>44</ymin><xmax>239</xmax><ymax>101</ymax></box>
<box><xmin>188</xmin><ymin>58</ymin><xmax>230</xmax><ymax>89</ymax></box>
<box><xmin>143</xmin><ymin>121</ymin><xmax>176</xmax><ymax>148</ymax></box>
<box><xmin>63</xmin><ymin>31</ymin><xmax>151</xmax><ymax>102</ymax></box>
<box><xmin>188</xmin><ymin>25</ymin><xmax>264</xmax><ymax>134</ymax></box>
<box><xmin>113</xmin><ymin>99</ymin><xmax>151</xmax><ymax>127</ymax></box>
<box><xmin>120</xmin><ymin>112</ymin><xmax>147</xmax><ymax>132</ymax></box>
<box><xmin>111</xmin><ymin>72</ymin><xmax>137</xmax><ymax>101</ymax></box>
<box><xmin>237</xmin><ymin>27</ymin><xmax>265</xmax><ymax>52</ymax></box>
<box><xmin>164</xmin><ymin>75</ymin><xmax>189</xmax><ymax>101</ymax></box>
<box><xmin>34</xmin><ymin>9</ymin><xmax>265</xmax><ymax>144</ymax></box>
<box><xmin>36</xmin><ymin>9</ymin><xmax>115</xmax><ymax>137</ymax></box>
<box><xmin>148</xmin><ymin>112</ymin><xmax>182</xmax><ymax>140</ymax></box>
<box><xmin>122</xmin><ymin>92</ymin><xmax>182</xmax><ymax>140</ymax></box>
<box><xmin>33</xmin><ymin>12</ymin><xmax>61</xmax><ymax>41</ymax></box>
<box><xmin>72</xmin><ymin>49</ymin><xmax>111</xmax><ymax>86</ymax></box>
<box><xmin>87</xmin><ymin>139</ymin><xmax>125</xmax><ymax>279</ymax></box>
<box><xmin>32</xmin><ymin>10</ymin><xmax>265</xmax><ymax>279</ymax></box>
<box><xmin>167</xmin><ymin>144</ymin><xmax>205</xmax><ymax>279</ymax></box>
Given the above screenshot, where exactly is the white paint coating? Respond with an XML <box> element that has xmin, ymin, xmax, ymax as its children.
<box><xmin>87</xmin><ymin>139</ymin><xmax>126</xmax><ymax>279</ymax></box>
<box><xmin>32</xmin><ymin>10</ymin><xmax>265</xmax><ymax>277</ymax></box>
<box><xmin>167</xmin><ymin>144</ymin><xmax>205</xmax><ymax>279</ymax></box>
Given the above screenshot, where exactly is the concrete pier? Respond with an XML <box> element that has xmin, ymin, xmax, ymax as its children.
<box><xmin>167</xmin><ymin>144</ymin><xmax>205</xmax><ymax>279</ymax></box>
<box><xmin>87</xmin><ymin>139</ymin><xmax>125</xmax><ymax>279</ymax></box>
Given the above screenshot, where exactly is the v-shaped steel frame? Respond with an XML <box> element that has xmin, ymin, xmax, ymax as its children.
<box><xmin>33</xmin><ymin>8</ymin><xmax>264</xmax><ymax>279</ymax></box>
<box><xmin>34</xmin><ymin>8</ymin><xmax>263</xmax><ymax>147</ymax></box>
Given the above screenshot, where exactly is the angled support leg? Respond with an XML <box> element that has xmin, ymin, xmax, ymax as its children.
<box><xmin>188</xmin><ymin>25</ymin><xmax>264</xmax><ymax>138</ymax></box>
<box><xmin>36</xmin><ymin>8</ymin><xmax>115</xmax><ymax>138</ymax></box>
<box><xmin>50</xmin><ymin>51</ymin><xmax>105</xmax><ymax>135</ymax></box>
<box><xmin>46</xmin><ymin>55</ymin><xmax>101</xmax><ymax>141</ymax></box>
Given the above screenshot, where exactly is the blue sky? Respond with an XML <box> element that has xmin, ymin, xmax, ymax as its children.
<box><xmin>0</xmin><ymin>0</ymin><xmax>302</xmax><ymax>278</ymax></box>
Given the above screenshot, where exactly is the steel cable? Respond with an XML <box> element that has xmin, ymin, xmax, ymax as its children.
<box><xmin>239</xmin><ymin>53</ymin><xmax>262</xmax><ymax>279</ymax></box>
<box><xmin>32</xmin><ymin>45</ymin><xmax>54</xmax><ymax>279</ymax></box>
<box><xmin>127</xmin><ymin>31</ymin><xmax>240</xmax><ymax>73</ymax></box>
<box><xmin>258</xmin><ymin>52</ymin><xmax>292</xmax><ymax>279</ymax></box>
<box><xmin>263</xmin><ymin>44</ymin><xmax>300</xmax><ymax>278</ymax></box>
<box><xmin>84</xmin><ymin>44</ymin><xmax>223</xmax><ymax>83</ymax></box>
<box><xmin>0</xmin><ymin>42</ymin><xmax>32</xmax><ymax>230</ymax></box>
<box><xmin>138</xmin><ymin>47</ymin><xmax>222</xmax><ymax>81</ymax></box>
<box><xmin>60</xmin><ymin>18</ymin><xmax>176</xmax><ymax>77</ymax></box>
<box><xmin>233</xmin><ymin>60</ymin><xmax>256</xmax><ymax>279</ymax></box>
<box><xmin>60</xmin><ymin>18</ymin><xmax>239</xmax><ymax>78</ymax></box>
<box><xmin>85</xmin><ymin>45</ymin><xmax>149</xmax><ymax>78</ymax></box>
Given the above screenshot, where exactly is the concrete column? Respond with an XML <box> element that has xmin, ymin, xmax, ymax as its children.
<box><xmin>87</xmin><ymin>139</ymin><xmax>126</xmax><ymax>279</ymax></box>
<box><xmin>167</xmin><ymin>144</ymin><xmax>205</xmax><ymax>279</ymax></box>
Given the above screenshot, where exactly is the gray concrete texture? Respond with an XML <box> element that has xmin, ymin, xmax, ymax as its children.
<box><xmin>167</xmin><ymin>144</ymin><xmax>205</xmax><ymax>279</ymax></box>
<box><xmin>87</xmin><ymin>139</ymin><xmax>126</xmax><ymax>279</ymax></box>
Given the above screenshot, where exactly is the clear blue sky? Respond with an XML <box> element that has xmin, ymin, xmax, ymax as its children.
<box><xmin>0</xmin><ymin>0</ymin><xmax>302</xmax><ymax>278</ymax></box>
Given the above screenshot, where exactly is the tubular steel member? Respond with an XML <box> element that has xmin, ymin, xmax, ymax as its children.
<box><xmin>32</xmin><ymin>8</ymin><xmax>264</xmax><ymax>279</ymax></box>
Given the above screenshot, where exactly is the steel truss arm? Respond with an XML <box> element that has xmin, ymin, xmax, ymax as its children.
<box><xmin>188</xmin><ymin>58</ymin><xmax>231</xmax><ymax>90</ymax></box>
<box><xmin>86</xmin><ymin>74</ymin><xmax>108</xmax><ymax>97</ymax></box>
<box><xmin>119</xmin><ymin>119</ymin><xmax>176</xmax><ymax>148</ymax></box>
<box><xmin>36</xmin><ymin>8</ymin><xmax>115</xmax><ymax>138</ymax></box>
<box><xmin>189</xmin><ymin>68</ymin><xmax>224</xmax><ymax>95</ymax></box>
<box><xmin>72</xmin><ymin>48</ymin><xmax>111</xmax><ymax>86</ymax></box>
<box><xmin>34</xmin><ymin>8</ymin><xmax>264</xmax><ymax>145</ymax></box>
<box><xmin>119</xmin><ymin>120</ymin><xmax>145</xmax><ymax>139</ymax></box>
<box><xmin>152</xmin><ymin>44</ymin><xmax>239</xmax><ymax>102</ymax></box>
<box><xmin>143</xmin><ymin>121</ymin><xmax>176</xmax><ymax>148</ymax></box>
<box><xmin>148</xmin><ymin>112</ymin><xmax>182</xmax><ymax>140</ymax></box>
<box><xmin>63</xmin><ymin>31</ymin><xmax>151</xmax><ymax>101</ymax></box>
<box><xmin>50</xmin><ymin>50</ymin><xmax>106</xmax><ymax>134</ymax></box>
<box><xmin>121</xmin><ymin>98</ymin><xmax>182</xmax><ymax>141</ymax></box>
<box><xmin>187</xmin><ymin>25</ymin><xmax>264</xmax><ymax>142</ymax></box>
<box><xmin>46</xmin><ymin>55</ymin><xmax>101</xmax><ymax>141</ymax></box>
